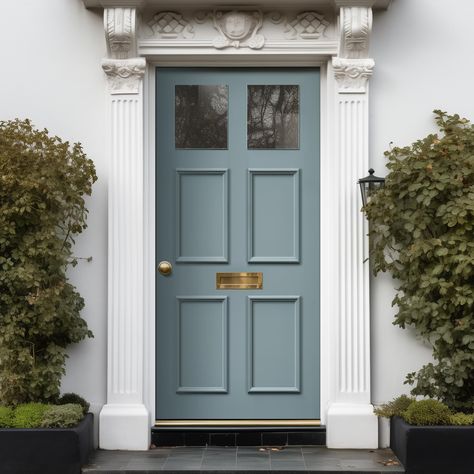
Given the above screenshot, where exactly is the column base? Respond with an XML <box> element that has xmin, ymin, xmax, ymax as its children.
<box><xmin>99</xmin><ymin>404</ymin><xmax>150</xmax><ymax>450</ymax></box>
<box><xmin>326</xmin><ymin>403</ymin><xmax>378</xmax><ymax>449</ymax></box>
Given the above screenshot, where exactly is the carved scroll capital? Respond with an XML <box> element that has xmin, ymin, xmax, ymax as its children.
<box><xmin>332</xmin><ymin>57</ymin><xmax>374</xmax><ymax>94</ymax></box>
<box><xmin>334</xmin><ymin>6</ymin><xmax>374</xmax><ymax>93</ymax></box>
<box><xmin>102</xmin><ymin>58</ymin><xmax>146</xmax><ymax>94</ymax></box>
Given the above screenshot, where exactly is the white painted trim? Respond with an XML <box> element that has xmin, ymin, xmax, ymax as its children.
<box><xmin>143</xmin><ymin>64</ymin><xmax>156</xmax><ymax>424</ymax></box>
<box><xmin>146</xmin><ymin>56</ymin><xmax>333</xmax><ymax>428</ymax></box>
<box><xmin>100</xmin><ymin>4</ymin><xmax>381</xmax><ymax>450</ymax></box>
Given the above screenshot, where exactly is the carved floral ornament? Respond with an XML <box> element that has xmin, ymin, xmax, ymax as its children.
<box><xmin>101</xmin><ymin>6</ymin><xmax>375</xmax><ymax>94</ymax></box>
<box><xmin>102</xmin><ymin>58</ymin><xmax>146</xmax><ymax>94</ymax></box>
<box><xmin>144</xmin><ymin>9</ymin><xmax>330</xmax><ymax>49</ymax></box>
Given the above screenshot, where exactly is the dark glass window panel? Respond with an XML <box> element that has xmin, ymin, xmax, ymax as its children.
<box><xmin>175</xmin><ymin>85</ymin><xmax>228</xmax><ymax>149</ymax></box>
<box><xmin>247</xmin><ymin>85</ymin><xmax>299</xmax><ymax>150</ymax></box>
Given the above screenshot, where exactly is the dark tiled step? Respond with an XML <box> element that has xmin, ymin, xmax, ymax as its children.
<box><xmin>151</xmin><ymin>428</ymin><xmax>326</xmax><ymax>447</ymax></box>
<box><xmin>83</xmin><ymin>446</ymin><xmax>405</xmax><ymax>473</ymax></box>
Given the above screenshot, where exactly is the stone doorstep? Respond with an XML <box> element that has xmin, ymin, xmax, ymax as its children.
<box><xmin>83</xmin><ymin>446</ymin><xmax>404</xmax><ymax>473</ymax></box>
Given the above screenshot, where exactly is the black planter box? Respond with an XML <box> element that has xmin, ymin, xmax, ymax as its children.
<box><xmin>0</xmin><ymin>412</ymin><xmax>93</xmax><ymax>474</ymax></box>
<box><xmin>390</xmin><ymin>415</ymin><xmax>474</xmax><ymax>474</ymax></box>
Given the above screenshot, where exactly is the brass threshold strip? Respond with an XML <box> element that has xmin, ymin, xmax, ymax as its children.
<box><xmin>155</xmin><ymin>419</ymin><xmax>321</xmax><ymax>427</ymax></box>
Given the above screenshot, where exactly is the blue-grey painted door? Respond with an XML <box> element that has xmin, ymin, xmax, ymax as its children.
<box><xmin>156</xmin><ymin>68</ymin><xmax>320</xmax><ymax>420</ymax></box>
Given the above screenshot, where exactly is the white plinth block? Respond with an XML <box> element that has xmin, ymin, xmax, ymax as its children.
<box><xmin>327</xmin><ymin>404</ymin><xmax>378</xmax><ymax>449</ymax></box>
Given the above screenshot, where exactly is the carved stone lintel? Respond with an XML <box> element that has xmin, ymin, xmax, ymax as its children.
<box><xmin>105</xmin><ymin>8</ymin><xmax>137</xmax><ymax>59</ymax></box>
<box><xmin>339</xmin><ymin>7</ymin><xmax>372</xmax><ymax>59</ymax></box>
<box><xmin>212</xmin><ymin>10</ymin><xmax>264</xmax><ymax>49</ymax></box>
<box><xmin>332</xmin><ymin>57</ymin><xmax>374</xmax><ymax>94</ymax></box>
<box><xmin>102</xmin><ymin>58</ymin><xmax>146</xmax><ymax>94</ymax></box>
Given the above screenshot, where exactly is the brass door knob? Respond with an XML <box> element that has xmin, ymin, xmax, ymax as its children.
<box><xmin>158</xmin><ymin>260</ymin><xmax>173</xmax><ymax>276</ymax></box>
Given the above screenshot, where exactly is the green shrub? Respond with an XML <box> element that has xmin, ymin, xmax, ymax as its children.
<box><xmin>375</xmin><ymin>395</ymin><xmax>415</xmax><ymax>418</ymax></box>
<box><xmin>0</xmin><ymin>406</ymin><xmax>13</xmax><ymax>428</ymax></box>
<box><xmin>364</xmin><ymin>111</ymin><xmax>474</xmax><ymax>413</ymax></box>
<box><xmin>11</xmin><ymin>403</ymin><xmax>49</xmax><ymax>428</ymax></box>
<box><xmin>58</xmin><ymin>393</ymin><xmax>89</xmax><ymax>415</ymax></box>
<box><xmin>41</xmin><ymin>404</ymin><xmax>83</xmax><ymax>428</ymax></box>
<box><xmin>402</xmin><ymin>399</ymin><xmax>451</xmax><ymax>426</ymax></box>
<box><xmin>0</xmin><ymin>119</ymin><xmax>97</xmax><ymax>405</ymax></box>
<box><xmin>449</xmin><ymin>413</ymin><xmax>474</xmax><ymax>426</ymax></box>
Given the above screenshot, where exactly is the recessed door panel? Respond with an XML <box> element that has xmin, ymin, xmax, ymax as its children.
<box><xmin>248</xmin><ymin>169</ymin><xmax>300</xmax><ymax>263</ymax></box>
<box><xmin>176</xmin><ymin>169</ymin><xmax>228</xmax><ymax>262</ymax></box>
<box><xmin>247</xmin><ymin>297</ymin><xmax>300</xmax><ymax>393</ymax></box>
<box><xmin>177</xmin><ymin>297</ymin><xmax>228</xmax><ymax>393</ymax></box>
<box><xmin>156</xmin><ymin>68</ymin><xmax>320</xmax><ymax>420</ymax></box>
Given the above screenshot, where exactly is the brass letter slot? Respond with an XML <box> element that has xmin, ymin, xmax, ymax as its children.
<box><xmin>216</xmin><ymin>272</ymin><xmax>263</xmax><ymax>289</ymax></box>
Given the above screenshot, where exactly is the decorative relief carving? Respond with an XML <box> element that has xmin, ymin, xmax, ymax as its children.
<box><xmin>140</xmin><ymin>9</ymin><xmax>331</xmax><ymax>49</ymax></box>
<box><xmin>333</xmin><ymin>7</ymin><xmax>374</xmax><ymax>93</ymax></box>
<box><xmin>332</xmin><ymin>58</ymin><xmax>374</xmax><ymax>94</ymax></box>
<box><xmin>212</xmin><ymin>10</ymin><xmax>264</xmax><ymax>49</ymax></box>
<box><xmin>102</xmin><ymin>59</ymin><xmax>146</xmax><ymax>94</ymax></box>
<box><xmin>105</xmin><ymin>8</ymin><xmax>137</xmax><ymax>59</ymax></box>
<box><xmin>339</xmin><ymin>7</ymin><xmax>372</xmax><ymax>59</ymax></box>
<box><xmin>148</xmin><ymin>11</ymin><xmax>194</xmax><ymax>39</ymax></box>
<box><xmin>286</xmin><ymin>12</ymin><xmax>329</xmax><ymax>40</ymax></box>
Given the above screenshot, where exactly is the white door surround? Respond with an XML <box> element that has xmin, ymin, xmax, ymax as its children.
<box><xmin>90</xmin><ymin>0</ymin><xmax>389</xmax><ymax>450</ymax></box>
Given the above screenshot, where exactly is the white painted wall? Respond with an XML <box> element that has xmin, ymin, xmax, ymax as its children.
<box><xmin>370</xmin><ymin>0</ymin><xmax>474</xmax><ymax>407</ymax></box>
<box><xmin>0</xmin><ymin>0</ymin><xmax>107</xmax><ymax>435</ymax></box>
<box><xmin>0</xmin><ymin>0</ymin><xmax>471</xmax><ymax>440</ymax></box>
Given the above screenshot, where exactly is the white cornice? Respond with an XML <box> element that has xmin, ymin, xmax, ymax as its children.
<box><xmin>83</xmin><ymin>0</ymin><xmax>392</xmax><ymax>11</ymax></box>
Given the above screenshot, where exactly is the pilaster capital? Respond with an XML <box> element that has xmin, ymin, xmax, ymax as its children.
<box><xmin>103</xmin><ymin>7</ymin><xmax>145</xmax><ymax>94</ymax></box>
<box><xmin>332</xmin><ymin>57</ymin><xmax>374</xmax><ymax>93</ymax></box>
<box><xmin>102</xmin><ymin>58</ymin><xmax>146</xmax><ymax>94</ymax></box>
<box><xmin>334</xmin><ymin>6</ymin><xmax>374</xmax><ymax>93</ymax></box>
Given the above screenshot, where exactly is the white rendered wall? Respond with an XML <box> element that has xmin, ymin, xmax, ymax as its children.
<box><xmin>370</xmin><ymin>0</ymin><xmax>474</xmax><ymax>408</ymax></box>
<box><xmin>0</xmin><ymin>0</ymin><xmax>473</xmax><ymax>446</ymax></box>
<box><xmin>0</xmin><ymin>0</ymin><xmax>107</xmax><ymax>443</ymax></box>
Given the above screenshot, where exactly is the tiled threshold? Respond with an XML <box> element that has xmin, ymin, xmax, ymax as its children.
<box><xmin>83</xmin><ymin>446</ymin><xmax>404</xmax><ymax>473</ymax></box>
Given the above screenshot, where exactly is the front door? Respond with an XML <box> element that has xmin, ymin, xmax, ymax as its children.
<box><xmin>156</xmin><ymin>68</ymin><xmax>320</xmax><ymax>420</ymax></box>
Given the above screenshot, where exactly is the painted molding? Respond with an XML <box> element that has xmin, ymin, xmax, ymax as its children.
<box><xmin>95</xmin><ymin>1</ymin><xmax>382</xmax><ymax>451</ymax></box>
<box><xmin>175</xmin><ymin>169</ymin><xmax>229</xmax><ymax>263</ymax></box>
<box><xmin>139</xmin><ymin>9</ymin><xmax>332</xmax><ymax>51</ymax></box>
<box><xmin>247</xmin><ymin>169</ymin><xmax>300</xmax><ymax>263</ymax></box>
<box><xmin>326</xmin><ymin>6</ymin><xmax>378</xmax><ymax>445</ymax></box>
<box><xmin>102</xmin><ymin>58</ymin><xmax>146</xmax><ymax>94</ymax></box>
<box><xmin>176</xmin><ymin>297</ymin><xmax>228</xmax><ymax>393</ymax></box>
<box><xmin>247</xmin><ymin>296</ymin><xmax>301</xmax><ymax>393</ymax></box>
<box><xmin>99</xmin><ymin>6</ymin><xmax>150</xmax><ymax>451</ymax></box>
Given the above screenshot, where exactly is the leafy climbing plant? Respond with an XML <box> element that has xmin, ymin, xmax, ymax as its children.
<box><xmin>0</xmin><ymin>119</ymin><xmax>97</xmax><ymax>405</ymax></box>
<box><xmin>364</xmin><ymin>111</ymin><xmax>474</xmax><ymax>413</ymax></box>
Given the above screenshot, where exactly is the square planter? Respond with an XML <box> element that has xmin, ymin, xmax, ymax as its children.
<box><xmin>390</xmin><ymin>415</ymin><xmax>474</xmax><ymax>474</ymax></box>
<box><xmin>0</xmin><ymin>412</ymin><xmax>93</xmax><ymax>474</ymax></box>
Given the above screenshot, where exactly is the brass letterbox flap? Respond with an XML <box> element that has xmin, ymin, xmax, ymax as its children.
<box><xmin>216</xmin><ymin>272</ymin><xmax>263</xmax><ymax>289</ymax></box>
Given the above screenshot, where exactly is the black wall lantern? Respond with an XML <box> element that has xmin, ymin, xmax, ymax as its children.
<box><xmin>358</xmin><ymin>168</ymin><xmax>385</xmax><ymax>207</ymax></box>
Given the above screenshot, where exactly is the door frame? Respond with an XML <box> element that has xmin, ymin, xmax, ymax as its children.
<box><xmin>99</xmin><ymin>4</ymin><xmax>379</xmax><ymax>450</ymax></box>
<box><xmin>152</xmin><ymin>67</ymin><xmax>322</xmax><ymax>424</ymax></box>
<box><xmin>145</xmin><ymin>59</ymin><xmax>331</xmax><ymax>425</ymax></box>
